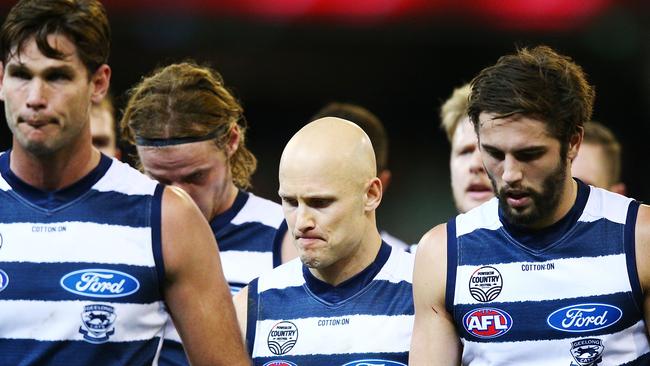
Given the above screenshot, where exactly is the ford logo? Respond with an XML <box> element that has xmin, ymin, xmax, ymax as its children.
<box><xmin>341</xmin><ymin>360</ymin><xmax>406</xmax><ymax>366</ymax></box>
<box><xmin>547</xmin><ymin>303</ymin><xmax>622</xmax><ymax>332</ymax></box>
<box><xmin>60</xmin><ymin>269</ymin><xmax>140</xmax><ymax>298</ymax></box>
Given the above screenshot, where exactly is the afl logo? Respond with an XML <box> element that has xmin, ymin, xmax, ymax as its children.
<box><xmin>547</xmin><ymin>303</ymin><xmax>622</xmax><ymax>333</ymax></box>
<box><xmin>267</xmin><ymin>321</ymin><xmax>298</xmax><ymax>355</ymax></box>
<box><xmin>469</xmin><ymin>266</ymin><xmax>502</xmax><ymax>302</ymax></box>
<box><xmin>263</xmin><ymin>361</ymin><xmax>297</xmax><ymax>366</ymax></box>
<box><xmin>60</xmin><ymin>269</ymin><xmax>140</xmax><ymax>298</ymax></box>
<box><xmin>0</xmin><ymin>269</ymin><xmax>8</xmax><ymax>292</ymax></box>
<box><xmin>342</xmin><ymin>360</ymin><xmax>406</xmax><ymax>366</ymax></box>
<box><xmin>463</xmin><ymin>307</ymin><xmax>513</xmax><ymax>339</ymax></box>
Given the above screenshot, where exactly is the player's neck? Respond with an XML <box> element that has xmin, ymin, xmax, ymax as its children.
<box><xmin>311</xmin><ymin>228</ymin><xmax>383</xmax><ymax>286</ymax></box>
<box><xmin>10</xmin><ymin>136</ymin><xmax>100</xmax><ymax>192</ymax></box>
<box><xmin>209</xmin><ymin>182</ymin><xmax>239</xmax><ymax>221</ymax></box>
<box><xmin>530</xmin><ymin>176</ymin><xmax>578</xmax><ymax>230</ymax></box>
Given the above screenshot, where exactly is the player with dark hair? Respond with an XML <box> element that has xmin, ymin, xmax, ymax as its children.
<box><xmin>410</xmin><ymin>46</ymin><xmax>650</xmax><ymax>365</ymax></box>
<box><xmin>0</xmin><ymin>1</ymin><xmax>248</xmax><ymax>365</ymax></box>
<box><xmin>121</xmin><ymin>61</ymin><xmax>294</xmax><ymax>366</ymax></box>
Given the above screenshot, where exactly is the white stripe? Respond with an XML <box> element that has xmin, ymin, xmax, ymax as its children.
<box><xmin>461</xmin><ymin>320</ymin><xmax>649</xmax><ymax>366</ymax></box>
<box><xmin>252</xmin><ymin>314</ymin><xmax>413</xmax><ymax>357</ymax></box>
<box><xmin>456</xmin><ymin>199</ymin><xmax>502</xmax><ymax>237</ymax></box>
<box><xmin>375</xmin><ymin>249</ymin><xmax>414</xmax><ymax>284</ymax></box>
<box><xmin>579</xmin><ymin>186</ymin><xmax>633</xmax><ymax>224</ymax></box>
<box><xmin>0</xmin><ymin>299</ymin><xmax>167</xmax><ymax>342</ymax></box>
<box><xmin>231</xmin><ymin>193</ymin><xmax>284</xmax><ymax>228</ymax></box>
<box><xmin>93</xmin><ymin>159</ymin><xmax>157</xmax><ymax>196</ymax></box>
<box><xmin>220</xmin><ymin>250</ymin><xmax>274</xmax><ymax>284</ymax></box>
<box><xmin>257</xmin><ymin>259</ymin><xmax>305</xmax><ymax>292</ymax></box>
<box><xmin>0</xmin><ymin>222</ymin><xmax>155</xmax><ymax>266</ymax></box>
<box><xmin>163</xmin><ymin>319</ymin><xmax>182</xmax><ymax>342</ymax></box>
<box><xmin>455</xmin><ymin>254</ymin><xmax>631</xmax><ymax>304</ymax></box>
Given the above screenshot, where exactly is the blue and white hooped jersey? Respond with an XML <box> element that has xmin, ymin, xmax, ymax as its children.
<box><xmin>246</xmin><ymin>242</ymin><xmax>414</xmax><ymax>366</ymax></box>
<box><xmin>447</xmin><ymin>181</ymin><xmax>650</xmax><ymax>365</ymax></box>
<box><xmin>0</xmin><ymin>152</ymin><xmax>168</xmax><ymax>366</ymax></box>
<box><xmin>159</xmin><ymin>190</ymin><xmax>287</xmax><ymax>366</ymax></box>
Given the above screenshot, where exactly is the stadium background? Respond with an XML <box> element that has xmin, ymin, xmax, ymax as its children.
<box><xmin>0</xmin><ymin>0</ymin><xmax>648</xmax><ymax>244</ymax></box>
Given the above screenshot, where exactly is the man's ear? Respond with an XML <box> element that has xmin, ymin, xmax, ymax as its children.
<box><xmin>568</xmin><ymin>125</ymin><xmax>584</xmax><ymax>162</ymax></box>
<box><xmin>378</xmin><ymin>169</ymin><xmax>391</xmax><ymax>194</ymax></box>
<box><xmin>364</xmin><ymin>177</ymin><xmax>383</xmax><ymax>212</ymax></box>
<box><xmin>609</xmin><ymin>182</ymin><xmax>626</xmax><ymax>196</ymax></box>
<box><xmin>225</xmin><ymin>124</ymin><xmax>241</xmax><ymax>158</ymax></box>
<box><xmin>90</xmin><ymin>64</ymin><xmax>111</xmax><ymax>104</ymax></box>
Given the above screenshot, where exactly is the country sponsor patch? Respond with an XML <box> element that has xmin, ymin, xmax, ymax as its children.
<box><xmin>469</xmin><ymin>266</ymin><xmax>502</xmax><ymax>302</ymax></box>
<box><xmin>267</xmin><ymin>321</ymin><xmax>298</xmax><ymax>355</ymax></box>
<box><xmin>547</xmin><ymin>303</ymin><xmax>622</xmax><ymax>333</ymax></box>
<box><xmin>463</xmin><ymin>307</ymin><xmax>513</xmax><ymax>339</ymax></box>
<box><xmin>61</xmin><ymin>269</ymin><xmax>140</xmax><ymax>298</ymax></box>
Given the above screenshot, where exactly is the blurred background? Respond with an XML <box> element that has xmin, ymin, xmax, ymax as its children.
<box><xmin>1</xmin><ymin>0</ymin><xmax>648</xmax><ymax>244</ymax></box>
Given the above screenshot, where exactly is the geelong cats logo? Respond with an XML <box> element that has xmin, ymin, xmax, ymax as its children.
<box><xmin>267</xmin><ymin>321</ymin><xmax>298</xmax><ymax>355</ymax></box>
<box><xmin>570</xmin><ymin>338</ymin><xmax>604</xmax><ymax>366</ymax></box>
<box><xmin>79</xmin><ymin>304</ymin><xmax>117</xmax><ymax>343</ymax></box>
<box><xmin>469</xmin><ymin>266</ymin><xmax>502</xmax><ymax>302</ymax></box>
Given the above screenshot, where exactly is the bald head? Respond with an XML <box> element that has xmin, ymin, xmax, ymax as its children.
<box><xmin>280</xmin><ymin>117</ymin><xmax>377</xmax><ymax>186</ymax></box>
<box><xmin>278</xmin><ymin>117</ymin><xmax>383</xmax><ymax>283</ymax></box>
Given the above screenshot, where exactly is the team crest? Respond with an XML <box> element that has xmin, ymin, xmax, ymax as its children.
<box><xmin>570</xmin><ymin>338</ymin><xmax>604</xmax><ymax>366</ymax></box>
<box><xmin>267</xmin><ymin>321</ymin><xmax>298</xmax><ymax>355</ymax></box>
<box><xmin>79</xmin><ymin>304</ymin><xmax>117</xmax><ymax>343</ymax></box>
<box><xmin>469</xmin><ymin>266</ymin><xmax>502</xmax><ymax>302</ymax></box>
<box><xmin>0</xmin><ymin>269</ymin><xmax>8</xmax><ymax>292</ymax></box>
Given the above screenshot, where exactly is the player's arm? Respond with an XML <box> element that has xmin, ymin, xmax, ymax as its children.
<box><xmin>634</xmin><ymin>204</ymin><xmax>650</xmax><ymax>335</ymax></box>
<box><xmin>409</xmin><ymin>224</ymin><xmax>462</xmax><ymax>366</ymax></box>
<box><xmin>233</xmin><ymin>286</ymin><xmax>248</xmax><ymax>341</ymax></box>
<box><xmin>161</xmin><ymin>186</ymin><xmax>250</xmax><ymax>366</ymax></box>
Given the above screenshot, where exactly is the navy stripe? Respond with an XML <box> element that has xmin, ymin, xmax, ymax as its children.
<box><xmin>217</xmin><ymin>221</ymin><xmax>281</xmax><ymax>252</ymax></box>
<box><xmin>247</xmin><ymin>278</ymin><xmax>259</xmax><ymax>356</ymax></box>
<box><xmin>456</xmin><ymin>292</ymin><xmax>642</xmax><ymax>343</ymax></box>
<box><xmin>446</xmin><ymin>219</ymin><xmax>457</xmax><ymax>315</ymax></box>
<box><xmin>0</xmin><ymin>262</ymin><xmax>160</xmax><ymax>303</ymax></box>
<box><xmin>0</xmin><ymin>190</ymin><xmax>153</xmax><ymax>227</ymax></box>
<box><xmin>458</xmin><ymin>219</ymin><xmax>625</xmax><ymax>265</ymax></box>
<box><xmin>624</xmin><ymin>200</ymin><xmax>642</xmax><ymax>311</ymax></box>
<box><xmin>152</xmin><ymin>184</ymin><xmax>165</xmax><ymax>299</ymax></box>
<box><xmin>272</xmin><ymin>220</ymin><xmax>288</xmax><ymax>268</ymax></box>
<box><xmin>210</xmin><ymin>190</ymin><xmax>249</xmax><ymax>232</ymax></box>
<box><xmin>253</xmin><ymin>352</ymin><xmax>408</xmax><ymax>366</ymax></box>
<box><xmin>158</xmin><ymin>339</ymin><xmax>189</xmax><ymax>366</ymax></box>
<box><xmin>0</xmin><ymin>337</ymin><xmax>160</xmax><ymax>366</ymax></box>
<box><xmin>258</xmin><ymin>280</ymin><xmax>413</xmax><ymax>320</ymax></box>
<box><xmin>621</xmin><ymin>352</ymin><xmax>650</xmax><ymax>365</ymax></box>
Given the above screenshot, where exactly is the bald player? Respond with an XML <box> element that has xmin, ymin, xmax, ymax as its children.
<box><xmin>233</xmin><ymin>118</ymin><xmax>415</xmax><ymax>365</ymax></box>
<box><xmin>440</xmin><ymin>84</ymin><xmax>493</xmax><ymax>213</ymax></box>
<box><xmin>572</xmin><ymin>121</ymin><xmax>626</xmax><ymax>194</ymax></box>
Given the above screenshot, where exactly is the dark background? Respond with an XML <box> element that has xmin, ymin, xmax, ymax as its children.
<box><xmin>1</xmin><ymin>1</ymin><xmax>648</xmax><ymax>244</ymax></box>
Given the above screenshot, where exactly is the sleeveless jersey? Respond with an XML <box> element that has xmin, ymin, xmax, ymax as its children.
<box><xmin>247</xmin><ymin>242</ymin><xmax>414</xmax><ymax>366</ymax></box>
<box><xmin>448</xmin><ymin>181</ymin><xmax>650</xmax><ymax>365</ymax></box>
<box><xmin>159</xmin><ymin>190</ymin><xmax>287</xmax><ymax>366</ymax></box>
<box><xmin>0</xmin><ymin>152</ymin><xmax>168</xmax><ymax>366</ymax></box>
